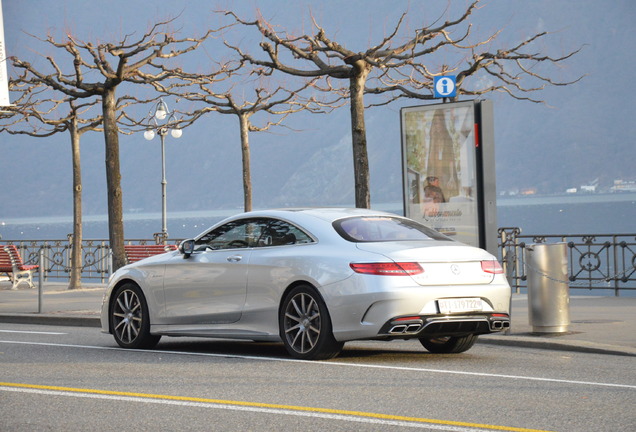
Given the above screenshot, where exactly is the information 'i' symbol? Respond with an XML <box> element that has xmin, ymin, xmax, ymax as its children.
<box><xmin>433</xmin><ymin>76</ymin><xmax>457</xmax><ymax>98</ymax></box>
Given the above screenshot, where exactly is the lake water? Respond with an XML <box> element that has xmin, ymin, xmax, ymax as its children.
<box><xmin>1</xmin><ymin>193</ymin><xmax>635</xmax><ymax>241</ymax></box>
<box><xmin>497</xmin><ymin>193</ymin><xmax>636</xmax><ymax>235</ymax></box>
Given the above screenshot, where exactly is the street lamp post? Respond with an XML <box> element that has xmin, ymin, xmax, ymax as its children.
<box><xmin>144</xmin><ymin>99</ymin><xmax>182</xmax><ymax>244</ymax></box>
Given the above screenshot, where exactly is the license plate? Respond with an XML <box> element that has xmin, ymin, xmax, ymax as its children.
<box><xmin>437</xmin><ymin>298</ymin><xmax>483</xmax><ymax>314</ymax></box>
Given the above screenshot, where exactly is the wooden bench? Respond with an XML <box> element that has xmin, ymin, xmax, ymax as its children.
<box><xmin>124</xmin><ymin>244</ymin><xmax>178</xmax><ymax>264</ymax></box>
<box><xmin>0</xmin><ymin>245</ymin><xmax>39</xmax><ymax>290</ymax></box>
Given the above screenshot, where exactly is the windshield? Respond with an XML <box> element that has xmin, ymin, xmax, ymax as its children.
<box><xmin>333</xmin><ymin>216</ymin><xmax>452</xmax><ymax>243</ymax></box>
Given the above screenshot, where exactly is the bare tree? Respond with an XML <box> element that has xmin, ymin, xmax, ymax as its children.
<box><xmin>223</xmin><ymin>1</ymin><xmax>581</xmax><ymax>208</ymax></box>
<box><xmin>10</xmin><ymin>20</ymin><xmax>216</xmax><ymax>270</ymax></box>
<box><xmin>154</xmin><ymin>70</ymin><xmax>330</xmax><ymax>211</ymax></box>
<box><xmin>0</xmin><ymin>80</ymin><xmax>103</xmax><ymax>289</ymax></box>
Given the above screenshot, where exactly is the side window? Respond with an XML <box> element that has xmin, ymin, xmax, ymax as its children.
<box><xmin>256</xmin><ymin>219</ymin><xmax>314</xmax><ymax>247</ymax></box>
<box><xmin>196</xmin><ymin>219</ymin><xmax>266</xmax><ymax>250</ymax></box>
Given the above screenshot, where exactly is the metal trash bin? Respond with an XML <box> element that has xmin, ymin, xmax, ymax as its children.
<box><xmin>525</xmin><ymin>243</ymin><xmax>570</xmax><ymax>333</ymax></box>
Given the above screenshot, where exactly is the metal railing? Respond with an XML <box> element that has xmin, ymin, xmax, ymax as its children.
<box><xmin>3</xmin><ymin>229</ymin><xmax>636</xmax><ymax>295</ymax></box>
<box><xmin>1</xmin><ymin>238</ymin><xmax>182</xmax><ymax>284</ymax></box>
<box><xmin>498</xmin><ymin>228</ymin><xmax>636</xmax><ymax>296</ymax></box>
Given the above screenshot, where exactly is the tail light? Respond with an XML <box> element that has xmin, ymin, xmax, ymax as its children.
<box><xmin>481</xmin><ymin>260</ymin><xmax>504</xmax><ymax>274</ymax></box>
<box><xmin>350</xmin><ymin>262</ymin><xmax>423</xmax><ymax>276</ymax></box>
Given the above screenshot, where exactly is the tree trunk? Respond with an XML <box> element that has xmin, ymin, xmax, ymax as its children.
<box><xmin>349</xmin><ymin>64</ymin><xmax>371</xmax><ymax>209</ymax></box>
<box><xmin>68</xmin><ymin>119</ymin><xmax>83</xmax><ymax>289</ymax></box>
<box><xmin>239</xmin><ymin>114</ymin><xmax>252</xmax><ymax>212</ymax></box>
<box><xmin>102</xmin><ymin>88</ymin><xmax>126</xmax><ymax>271</ymax></box>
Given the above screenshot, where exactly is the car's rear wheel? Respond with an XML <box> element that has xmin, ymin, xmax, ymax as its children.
<box><xmin>110</xmin><ymin>283</ymin><xmax>161</xmax><ymax>349</ymax></box>
<box><xmin>419</xmin><ymin>334</ymin><xmax>478</xmax><ymax>354</ymax></box>
<box><xmin>280</xmin><ymin>285</ymin><xmax>343</xmax><ymax>360</ymax></box>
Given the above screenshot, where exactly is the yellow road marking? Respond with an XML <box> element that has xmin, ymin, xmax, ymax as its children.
<box><xmin>0</xmin><ymin>382</ymin><xmax>554</xmax><ymax>432</ymax></box>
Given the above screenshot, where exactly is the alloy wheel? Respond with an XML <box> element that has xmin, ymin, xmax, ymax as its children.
<box><xmin>283</xmin><ymin>292</ymin><xmax>322</xmax><ymax>354</ymax></box>
<box><xmin>112</xmin><ymin>288</ymin><xmax>143</xmax><ymax>345</ymax></box>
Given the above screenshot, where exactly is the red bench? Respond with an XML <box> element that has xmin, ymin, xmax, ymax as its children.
<box><xmin>123</xmin><ymin>244</ymin><xmax>178</xmax><ymax>264</ymax></box>
<box><xmin>0</xmin><ymin>245</ymin><xmax>39</xmax><ymax>290</ymax></box>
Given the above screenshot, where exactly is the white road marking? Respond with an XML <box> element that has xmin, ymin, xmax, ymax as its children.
<box><xmin>0</xmin><ymin>339</ymin><xmax>634</xmax><ymax>390</ymax></box>
<box><xmin>0</xmin><ymin>385</ymin><xmax>532</xmax><ymax>432</ymax></box>
<box><xmin>0</xmin><ymin>330</ymin><xmax>66</xmax><ymax>335</ymax></box>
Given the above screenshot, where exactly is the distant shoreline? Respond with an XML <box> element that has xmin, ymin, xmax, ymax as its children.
<box><xmin>1</xmin><ymin>193</ymin><xmax>635</xmax><ymax>225</ymax></box>
<box><xmin>496</xmin><ymin>192</ymin><xmax>636</xmax><ymax>207</ymax></box>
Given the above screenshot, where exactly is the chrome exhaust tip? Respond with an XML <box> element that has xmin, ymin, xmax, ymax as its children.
<box><xmin>490</xmin><ymin>320</ymin><xmax>510</xmax><ymax>331</ymax></box>
<box><xmin>389</xmin><ymin>323</ymin><xmax>423</xmax><ymax>334</ymax></box>
<box><xmin>389</xmin><ymin>325</ymin><xmax>407</xmax><ymax>334</ymax></box>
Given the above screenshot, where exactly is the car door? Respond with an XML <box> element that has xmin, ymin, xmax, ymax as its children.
<box><xmin>241</xmin><ymin>218</ymin><xmax>316</xmax><ymax>316</ymax></box>
<box><xmin>161</xmin><ymin>218</ymin><xmax>265</xmax><ymax>325</ymax></box>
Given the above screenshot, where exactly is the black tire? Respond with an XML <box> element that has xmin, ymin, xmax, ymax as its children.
<box><xmin>110</xmin><ymin>282</ymin><xmax>161</xmax><ymax>349</ymax></box>
<box><xmin>419</xmin><ymin>334</ymin><xmax>478</xmax><ymax>354</ymax></box>
<box><xmin>279</xmin><ymin>285</ymin><xmax>344</xmax><ymax>360</ymax></box>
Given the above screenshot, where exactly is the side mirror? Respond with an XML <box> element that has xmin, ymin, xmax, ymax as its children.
<box><xmin>179</xmin><ymin>239</ymin><xmax>196</xmax><ymax>258</ymax></box>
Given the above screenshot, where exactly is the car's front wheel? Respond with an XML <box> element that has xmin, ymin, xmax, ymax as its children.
<box><xmin>419</xmin><ymin>334</ymin><xmax>478</xmax><ymax>354</ymax></box>
<box><xmin>110</xmin><ymin>283</ymin><xmax>161</xmax><ymax>349</ymax></box>
<box><xmin>280</xmin><ymin>285</ymin><xmax>343</xmax><ymax>360</ymax></box>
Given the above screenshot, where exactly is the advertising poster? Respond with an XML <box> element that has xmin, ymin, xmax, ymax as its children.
<box><xmin>401</xmin><ymin>101</ymin><xmax>480</xmax><ymax>247</ymax></box>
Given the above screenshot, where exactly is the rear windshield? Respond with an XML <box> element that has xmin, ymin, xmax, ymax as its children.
<box><xmin>333</xmin><ymin>216</ymin><xmax>452</xmax><ymax>243</ymax></box>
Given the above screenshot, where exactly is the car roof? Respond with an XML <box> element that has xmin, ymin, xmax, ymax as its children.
<box><xmin>235</xmin><ymin>207</ymin><xmax>398</xmax><ymax>223</ymax></box>
<box><xmin>194</xmin><ymin>208</ymin><xmax>405</xmax><ymax>242</ymax></box>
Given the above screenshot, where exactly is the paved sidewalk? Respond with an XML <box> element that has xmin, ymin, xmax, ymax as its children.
<box><xmin>480</xmin><ymin>294</ymin><xmax>636</xmax><ymax>357</ymax></box>
<box><xmin>0</xmin><ymin>280</ymin><xmax>634</xmax><ymax>356</ymax></box>
<box><xmin>0</xmin><ymin>280</ymin><xmax>104</xmax><ymax>327</ymax></box>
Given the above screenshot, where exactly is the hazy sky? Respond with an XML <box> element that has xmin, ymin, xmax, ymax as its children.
<box><xmin>2</xmin><ymin>1</ymin><xmax>634</xmax><ymax>222</ymax></box>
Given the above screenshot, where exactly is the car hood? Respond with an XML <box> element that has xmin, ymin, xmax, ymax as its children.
<box><xmin>355</xmin><ymin>241</ymin><xmax>497</xmax><ymax>285</ymax></box>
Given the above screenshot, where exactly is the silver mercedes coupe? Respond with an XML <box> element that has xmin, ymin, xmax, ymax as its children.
<box><xmin>101</xmin><ymin>208</ymin><xmax>511</xmax><ymax>360</ymax></box>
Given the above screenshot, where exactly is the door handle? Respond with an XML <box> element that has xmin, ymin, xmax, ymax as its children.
<box><xmin>227</xmin><ymin>255</ymin><xmax>242</xmax><ymax>263</ymax></box>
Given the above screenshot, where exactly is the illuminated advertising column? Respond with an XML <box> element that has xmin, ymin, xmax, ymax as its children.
<box><xmin>400</xmin><ymin>100</ymin><xmax>498</xmax><ymax>255</ymax></box>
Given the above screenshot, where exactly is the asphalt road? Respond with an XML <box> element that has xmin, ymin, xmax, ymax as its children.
<box><xmin>1</xmin><ymin>323</ymin><xmax>635</xmax><ymax>432</ymax></box>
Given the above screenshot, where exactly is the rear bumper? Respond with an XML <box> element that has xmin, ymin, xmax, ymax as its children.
<box><xmin>378</xmin><ymin>313</ymin><xmax>510</xmax><ymax>338</ymax></box>
<box><xmin>327</xmin><ymin>277</ymin><xmax>511</xmax><ymax>342</ymax></box>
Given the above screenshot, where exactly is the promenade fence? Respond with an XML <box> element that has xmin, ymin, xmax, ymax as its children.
<box><xmin>498</xmin><ymin>228</ymin><xmax>636</xmax><ymax>296</ymax></box>
<box><xmin>0</xmin><ymin>238</ymin><xmax>181</xmax><ymax>284</ymax></box>
<box><xmin>2</xmin><ymin>229</ymin><xmax>636</xmax><ymax>295</ymax></box>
